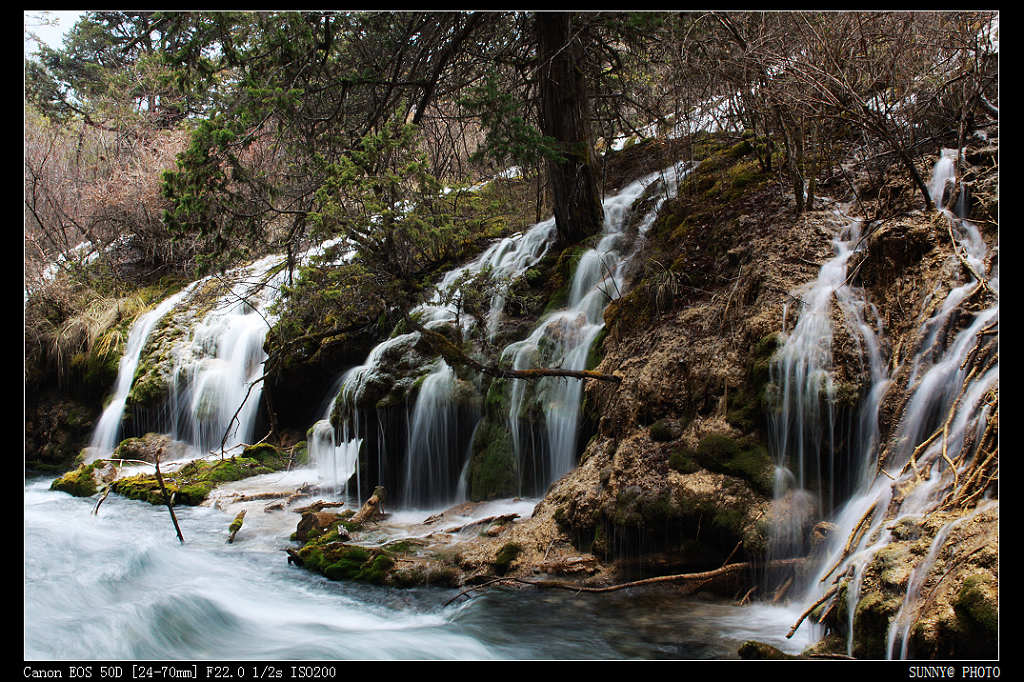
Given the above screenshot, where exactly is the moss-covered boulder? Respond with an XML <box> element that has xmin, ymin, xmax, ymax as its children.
<box><xmin>738</xmin><ymin>640</ymin><xmax>801</xmax><ymax>659</ymax></box>
<box><xmin>649</xmin><ymin>417</ymin><xmax>683</xmax><ymax>442</ymax></box>
<box><xmin>50</xmin><ymin>461</ymin><xmax>111</xmax><ymax>497</ymax></box>
<box><xmin>110</xmin><ymin>455</ymin><xmax>281</xmax><ymax>506</ymax></box>
<box><xmin>294</xmin><ymin>541</ymin><xmax>396</xmax><ymax>584</ymax></box>
<box><xmin>294</xmin><ymin>511</ymin><xmax>352</xmax><ymax>544</ymax></box>
<box><xmin>26</xmin><ymin>397</ymin><xmax>100</xmax><ymax>472</ymax></box>
<box><xmin>492</xmin><ymin>542</ymin><xmax>523</xmax><ymax>575</ymax></box>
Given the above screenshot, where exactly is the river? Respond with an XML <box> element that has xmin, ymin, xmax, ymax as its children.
<box><xmin>25</xmin><ymin>476</ymin><xmax>813</xmax><ymax>661</ymax></box>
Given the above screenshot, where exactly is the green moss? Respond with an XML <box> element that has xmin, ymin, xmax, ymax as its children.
<box><xmin>50</xmin><ymin>462</ymin><xmax>102</xmax><ymax>497</ymax></box>
<box><xmin>738</xmin><ymin>640</ymin><xmax>800</xmax><ymax>660</ymax></box>
<box><xmin>300</xmin><ymin>542</ymin><xmax>395</xmax><ymax>585</ymax></box>
<box><xmin>668</xmin><ymin>446</ymin><xmax>700</xmax><ymax>474</ymax></box>
<box><xmin>109</xmin><ymin>456</ymin><xmax>274</xmax><ymax>506</ymax></box>
<box><xmin>648</xmin><ymin>418</ymin><xmax>679</xmax><ymax>442</ymax></box>
<box><xmin>852</xmin><ymin>591</ymin><xmax>902</xmax><ymax>659</ymax></box>
<box><xmin>241</xmin><ymin>442</ymin><xmax>290</xmax><ymax>469</ymax></box>
<box><xmin>468</xmin><ymin>417</ymin><xmax>518</xmax><ymax>501</ymax></box>
<box><xmin>493</xmin><ymin>542</ymin><xmax>522</xmax><ymax>575</ymax></box>
<box><xmin>694</xmin><ymin>434</ymin><xmax>775</xmax><ymax>495</ymax></box>
<box><xmin>585</xmin><ymin>327</ymin><xmax>607</xmax><ymax>371</ymax></box>
<box><xmin>954</xmin><ymin>574</ymin><xmax>998</xmax><ymax>640</ymax></box>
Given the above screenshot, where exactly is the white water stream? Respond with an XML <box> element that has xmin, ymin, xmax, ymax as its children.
<box><xmin>773</xmin><ymin>149</ymin><xmax>998</xmax><ymax>658</ymax></box>
<box><xmin>25</xmin><ymin>476</ymin><xmax>814</xmax><ymax>659</ymax></box>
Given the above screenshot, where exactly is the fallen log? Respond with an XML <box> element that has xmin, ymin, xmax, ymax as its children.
<box><xmin>410</xmin><ymin>318</ymin><xmax>622</xmax><ymax>384</ymax></box>
<box><xmin>444</xmin><ymin>514</ymin><xmax>519</xmax><ymax>534</ymax></box>
<box><xmin>227</xmin><ymin>509</ymin><xmax>246</xmax><ymax>543</ymax></box>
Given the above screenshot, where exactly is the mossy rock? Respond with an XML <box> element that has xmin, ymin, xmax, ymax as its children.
<box><xmin>668</xmin><ymin>446</ymin><xmax>701</xmax><ymax>474</ymax></box>
<box><xmin>738</xmin><ymin>640</ymin><xmax>800</xmax><ymax>660</ymax></box>
<box><xmin>296</xmin><ymin>542</ymin><xmax>395</xmax><ymax>585</ymax></box>
<box><xmin>948</xmin><ymin>573</ymin><xmax>998</xmax><ymax>657</ymax></box>
<box><xmin>585</xmin><ymin>327</ymin><xmax>607</xmax><ymax>371</ymax></box>
<box><xmin>50</xmin><ymin>462</ymin><xmax>104</xmax><ymax>497</ymax></box>
<box><xmin>68</xmin><ymin>348</ymin><xmax>121</xmax><ymax>402</ymax></box>
<box><xmin>693</xmin><ymin>434</ymin><xmax>775</xmax><ymax>496</ymax></box>
<box><xmin>468</xmin><ymin>417</ymin><xmax>518</xmax><ymax>501</ymax></box>
<box><xmin>241</xmin><ymin>442</ymin><xmax>290</xmax><ymax>469</ymax></box>
<box><xmin>852</xmin><ymin>590</ymin><xmax>903</xmax><ymax>659</ymax></box>
<box><xmin>492</xmin><ymin>542</ymin><xmax>522</xmax><ymax>575</ymax></box>
<box><xmin>113</xmin><ymin>433</ymin><xmax>179</xmax><ymax>463</ymax></box>
<box><xmin>649</xmin><ymin>417</ymin><xmax>684</xmax><ymax>442</ymax></box>
<box><xmin>388</xmin><ymin>564</ymin><xmax>461</xmax><ymax>588</ymax></box>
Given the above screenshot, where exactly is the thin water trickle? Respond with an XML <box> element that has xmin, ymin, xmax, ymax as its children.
<box><xmin>502</xmin><ymin>164</ymin><xmax>692</xmax><ymax>493</ymax></box>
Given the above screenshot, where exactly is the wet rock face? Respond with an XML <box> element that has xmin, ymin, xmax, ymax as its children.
<box><xmin>853</xmin><ymin>221</ymin><xmax>936</xmax><ymax>291</ymax></box>
<box><xmin>112</xmin><ymin>433</ymin><xmax>186</xmax><ymax>463</ymax></box>
<box><xmin>295</xmin><ymin>511</ymin><xmax>351</xmax><ymax>544</ymax></box>
<box><xmin>542</xmin><ymin>429</ymin><xmax>772</xmax><ymax>576</ymax></box>
<box><xmin>26</xmin><ymin>395</ymin><xmax>100</xmax><ymax>471</ymax></box>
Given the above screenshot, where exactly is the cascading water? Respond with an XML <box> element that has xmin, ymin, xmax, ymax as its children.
<box><xmin>502</xmin><ymin>164</ymin><xmax>691</xmax><ymax>494</ymax></box>
<box><xmin>88</xmin><ymin>239</ymin><xmax>353</xmax><ymax>468</ymax></box>
<box><xmin>324</xmin><ymin>216</ymin><xmax>557</xmax><ymax>509</ymax></box>
<box><xmin>85</xmin><ymin>285</ymin><xmax>197</xmax><ymax>461</ymax></box>
<box><xmin>157</xmin><ymin>255</ymin><xmax>291</xmax><ymax>455</ymax></box>
<box><xmin>320</xmin><ymin>163</ymin><xmax>692</xmax><ymax>509</ymax></box>
<box><xmin>768</xmin><ymin>216</ymin><xmax>889</xmax><ymax>558</ymax></box>
<box><xmin>774</xmin><ymin>150</ymin><xmax>998</xmax><ymax>658</ymax></box>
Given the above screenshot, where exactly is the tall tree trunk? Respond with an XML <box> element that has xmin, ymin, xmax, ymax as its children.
<box><xmin>535</xmin><ymin>12</ymin><xmax>604</xmax><ymax>246</ymax></box>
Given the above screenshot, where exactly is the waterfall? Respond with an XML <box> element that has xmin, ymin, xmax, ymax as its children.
<box><xmin>324</xmin><ymin>217</ymin><xmax>558</xmax><ymax>508</ymax></box>
<box><xmin>320</xmin><ymin>162</ymin><xmax>692</xmax><ymax>508</ymax></box>
<box><xmin>768</xmin><ymin>217</ymin><xmax>888</xmax><ymax>557</ymax></box>
<box><xmin>775</xmin><ymin>151</ymin><xmax>998</xmax><ymax>656</ymax></box>
<box><xmin>85</xmin><ymin>285</ymin><xmax>197</xmax><ymax>461</ymax></box>
<box><xmin>402</xmin><ymin>361</ymin><xmax>459</xmax><ymax>508</ymax></box>
<box><xmin>502</xmin><ymin>163</ymin><xmax>691</xmax><ymax>493</ymax></box>
<box><xmin>86</xmin><ymin>238</ymin><xmax>352</xmax><ymax>467</ymax></box>
<box><xmin>161</xmin><ymin>255</ymin><xmax>290</xmax><ymax>454</ymax></box>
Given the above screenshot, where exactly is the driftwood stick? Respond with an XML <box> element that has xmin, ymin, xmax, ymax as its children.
<box><xmin>820</xmin><ymin>502</ymin><xmax>876</xmax><ymax>583</ymax></box>
<box><xmin>293</xmin><ymin>499</ymin><xmax>346</xmax><ymax>514</ymax></box>
<box><xmin>351</xmin><ymin>486</ymin><xmax>386</xmax><ymax>525</ymax></box>
<box><xmin>528</xmin><ymin>558</ymin><xmax>797</xmax><ymax>594</ymax></box>
<box><xmin>443</xmin><ymin>558</ymin><xmax>806</xmax><ymax>607</ymax></box>
<box><xmin>772</xmin><ymin>575</ymin><xmax>794</xmax><ymax>604</ymax></box>
<box><xmin>787</xmin><ymin>582</ymin><xmax>841</xmax><ymax>638</ymax></box>
<box><xmin>443</xmin><ymin>577</ymin><xmax>520</xmax><ymax>607</ymax></box>
<box><xmin>153</xmin><ymin>455</ymin><xmax>184</xmax><ymax>544</ymax></box>
<box><xmin>92</xmin><ymin>485</ymin><xmax>112</xmax><ymax>516</ymax></box>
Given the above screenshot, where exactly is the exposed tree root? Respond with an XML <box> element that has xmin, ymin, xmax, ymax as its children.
<box><xmin>443</xmin><ymin>558</ymin><xmax>805</xmax><ymax>607</ymax></box>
